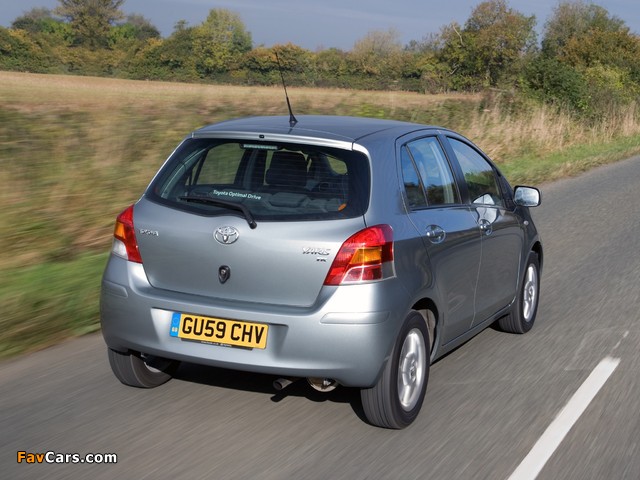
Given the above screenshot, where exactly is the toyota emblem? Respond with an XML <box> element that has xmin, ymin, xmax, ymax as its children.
<box><xmin>214</xmin><ymin>226</ymin><xmax>239</xmax><ymax>245</ymax></box>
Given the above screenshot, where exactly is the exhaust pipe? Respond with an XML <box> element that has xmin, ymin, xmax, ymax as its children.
<box><xmin>273</xmin><ymin>377</ymin><xmax>297</xmax><ymax>391</ymax></box>
<box><xmin>307</xmin><ymin>377</ymin><xmax>338</xmax><ymax>392</ymax></box>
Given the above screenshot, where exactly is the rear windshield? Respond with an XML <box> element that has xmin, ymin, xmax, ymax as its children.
<box><xmin>148</xmin><ymin>138</ymin><xmax>370</xmax><ymax>221</ymax></box>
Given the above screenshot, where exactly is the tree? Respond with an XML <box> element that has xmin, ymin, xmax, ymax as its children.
<box><xmin>0</xmin><ymin>26</ymin><xmax>55</xmax><ymax>72</ymax></box>
<box><xmin>118</xmin><ymin>14</ymin><xmax>160</xmax><ymax>41</ymax></box>
<box><xmin>561</xmin><ymin>28</ymin><xmax>640</xmax><ymax>71</ymax></box>
<box><xmin>11</xmin><ymin>7</ymin><xmax>72</xmax><ymax>45</ymax></box>
<box><xmin>153</xmin><ymin>21</ymin><xmax>198</xmax><ymax>79</ymax></box>
<box><xmin>541</xmin><ymin>1</ymin><xmax>639</xmax><ymax>75</ymax></box>
<box><xmin>314</xmin><ymin>47</ymin><xmax>350</xmax><ymax>85</ymax></box>
<box><xmin>55</xmin><ymin>0</ymin><xmax>124</xmax><ymax>49</ymax></box>
<box><xmin>438</xmin><ymin>0</ymin><xmax>536</xmax><ymax>89</ymax></box>
<box><xmin>11</xmin><ymin>8</ymin><xmax>55</xmax><ymax>33</ymax></box>
<box><xmin>192</xmin><ymin>9</ymin><xmax>252</xmax><ymax>76</ymax></box>
<box><xmin>535</xmin><ymin>1</ymin><xmax>640</xmax><ymax>116</ymax></box>
<box><xmin>347</xmin><ymin>29</ymin><xmax>408</xmax><ymax>89</ymax></box>
<box><xmin>238</xmin><ymin>43</ymin><xmax>313</xmax><ymax>85</ymax></box>
<box><xmin>402</xmin><ymin>35</ymin><xmax>450</xmax><ymax>93</ymax></box>
<box><xmin>350</xmin><ymin>28</ymin><xmax>403</xmax><ymax>76</ymax></box>
<box><xmin>542</xmin><ymin>1</ymin><xmax>626</xmax><ymax>58</ymax></box>
<box><xmin>108</xmin><ymin>14</ymin><xmax>160</xmax><ymax>72</ymax></box>
<box><xmin>524</xmin><ymin>56</ymin><xmax>589</xmax><ymax>112</ymax></box>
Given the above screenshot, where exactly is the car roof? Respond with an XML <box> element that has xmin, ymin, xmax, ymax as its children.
<box><xmin>193</xmin><ymin>115</ymin><xmax>448</xmax><ymax>144</ymax></box>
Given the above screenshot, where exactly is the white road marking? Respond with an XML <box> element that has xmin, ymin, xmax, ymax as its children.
<box><xmin>612</xmin><ymin>331</ymin><xmax>629</xmax><ymax>351</ymax></box>
<box><xmin>507</xmin><ymin>356</ymin><xmax>621</xmax><ymax>480</ymax></box>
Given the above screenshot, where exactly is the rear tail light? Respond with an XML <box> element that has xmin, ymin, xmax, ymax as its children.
<box><xmin>324</xmin><ymin>224</ymin><xmax>394</xmax><ymax>285</ymax></box>
<box><xmin>112</xmin><ymin>205</ymin><xmax>142</xmax><ymax>263</ymax></box>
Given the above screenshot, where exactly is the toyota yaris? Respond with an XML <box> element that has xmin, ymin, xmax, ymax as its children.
<box><xmin>101</xmin><ymin>115</ymin><xmax>542</xmax><ymax>429</ymax></box>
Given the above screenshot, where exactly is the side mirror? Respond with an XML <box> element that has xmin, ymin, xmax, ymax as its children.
<box><xmin>514</xmin><ymin>186</ymin><xmax>541</xmax><ymax>207</ymax></box>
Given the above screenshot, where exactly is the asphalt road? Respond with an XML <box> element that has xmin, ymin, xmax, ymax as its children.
<box><xmin>3</xmin><ymin>156</ymin><xmax>640</xmax><ymax>480</ymax></box>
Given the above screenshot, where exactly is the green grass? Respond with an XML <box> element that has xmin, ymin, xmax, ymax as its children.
<box><xmin>503</xmin><ymin>134</ymin><xmax>640</xmax><ymax>184</ymax></box>
<box><xmin>0</xmin><ymin>253</ymin><xmax>108</xmax><ymax>359</ymax></box>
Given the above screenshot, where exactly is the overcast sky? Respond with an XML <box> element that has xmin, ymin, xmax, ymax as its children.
<box><xmin>0</xmin><ymin>0</ymin><xmax>638</xmax><ymax>50</ymax></box>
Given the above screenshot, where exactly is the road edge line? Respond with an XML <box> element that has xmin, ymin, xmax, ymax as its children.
<box><xmin>507</xmin><ymin>356</ymin><xmax>621</xmax><ymax>480</ymax></box>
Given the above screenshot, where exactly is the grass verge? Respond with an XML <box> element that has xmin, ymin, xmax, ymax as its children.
<box><xmin>0</xmin><ymin>253</ymin><xmax>107</xmax><ymax>359</ymax></box>
<box><xmin>504</xmin><ymin>134</ymin><xmax>640</xmax><ymax>185</ymax></box>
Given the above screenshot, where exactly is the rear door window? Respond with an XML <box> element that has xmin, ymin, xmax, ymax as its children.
<box><xmin>400</xmin><ymin>136</ymin><xmax>460</xmax><ymax>208</ymax></box>
<box><xmin>400</xmin><ymin>147</ymin><xmax>428</xmax><ymax>208</ymax></box>
<box><xmin>149</xmin><ymin>139</ymin><xmax>370</xmax><ymax>221</ymax></box>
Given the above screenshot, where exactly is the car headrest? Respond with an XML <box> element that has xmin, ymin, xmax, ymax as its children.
<box><xmin>266</xmin><ymin>151</ymin><xmax>307</xmax><ymax>188</ymax></box>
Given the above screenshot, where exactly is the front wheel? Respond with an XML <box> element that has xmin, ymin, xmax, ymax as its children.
<box><xmin>499</xmin><ymin>252</ymin><xmax>540</xmax><ymax>334</ymax></box>
<box><xmin>108</xmin><ymin>348</ymin><xmax>180</xmax><ymax>388</ymax></box>
<box><xmin>361</xmin><ymin>311</ymin><xmax>430</xmax><ymax>429</ymax></box>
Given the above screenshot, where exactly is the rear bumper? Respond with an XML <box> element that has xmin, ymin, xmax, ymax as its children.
<box><xmin>100</xmin><ymin>255</ymin><xmax>410</xmax><ymax>387</ymax></box>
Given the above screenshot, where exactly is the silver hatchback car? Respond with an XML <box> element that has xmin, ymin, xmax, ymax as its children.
<box><xmin>101</xmin><ymin>115</ymin><xmax>542</xmax><ymax>429</ymax></box>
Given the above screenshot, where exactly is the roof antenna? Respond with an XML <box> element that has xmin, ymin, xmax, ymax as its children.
<box><xmin>275</xmin><ymin>51</ymin><xmax>298</xmax><ymax>128</ymax></box>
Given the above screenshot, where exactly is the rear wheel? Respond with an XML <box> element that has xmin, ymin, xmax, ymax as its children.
<box><xmin>499</xmin><ymin>252</ymin><xmax>540</xmax><ymax>334</ymax></box>
<box><xmin>361</xmin><ymin>311</ymin><xmax>430</xmax><ymax>429</ymax></box>
<box><xmin>108</xmin><ymin>348</ymin><xmax>179</xmax><ymax>388</ymax></box>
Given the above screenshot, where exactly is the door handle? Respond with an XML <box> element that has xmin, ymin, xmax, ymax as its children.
<box><xmin>478</xmin><ymin>219</ymin><xmax>493</xmax><ymax>235</ymax></box>
<box><xmin>425</xmin><ymin>225</ymin><xmax>446</xmax><ymax>244</ymax></box>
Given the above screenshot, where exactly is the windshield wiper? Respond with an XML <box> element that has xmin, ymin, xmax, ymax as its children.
<box><xmin>179</xmin><ymin>196</ymin><xmax>257</xmax><ymax>229</ymax></box>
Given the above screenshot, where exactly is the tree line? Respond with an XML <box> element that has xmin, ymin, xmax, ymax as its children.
<box><xmin>1</xmin><ymin>0</ymin><xmax>639</xmax><ymax>120</ymax></box>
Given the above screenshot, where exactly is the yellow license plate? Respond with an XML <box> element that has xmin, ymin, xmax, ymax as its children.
<box><xmin>170</xmin><ymin>313</ymin><xmax>268</xmax><ymax>349</ymax></box>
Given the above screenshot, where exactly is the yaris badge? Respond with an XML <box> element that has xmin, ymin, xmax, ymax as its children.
<box><xmin>214</xmin><ymin>226</ymin><xmax>239</xmax><ymax>245</ymax></box>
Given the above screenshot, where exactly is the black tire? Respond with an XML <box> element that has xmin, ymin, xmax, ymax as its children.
<box><xmin>108</xmin><ymin>348</ymin><xmax>179</xmax><ymax>388</ymax></box>
<box><xmin>499</xmin><ymin>252</ymin><xmax>540</xmax><ymax>334</ymax></box>
<box><xmin>361</xmin><ymin>311</ymin><xmax>430</xmax><ymax>429</ymax></box>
